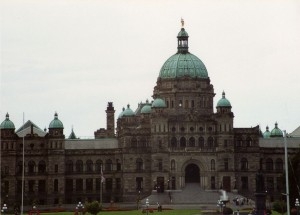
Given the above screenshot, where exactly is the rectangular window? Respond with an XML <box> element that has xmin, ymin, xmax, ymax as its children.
<box><xmin>267</xmin><ymin>177</ymin><xmax>274</xmax><ymax>191</ymax></box>
<box><xmin>4</xmin><ymin>181</ymin><xmax>9</xmax><ymax>193</ymax></box>
<box><xmin>116</xmin><ymin>178</ymin><xmax>121</xmax><ymax>190</ymax></box>
<box><xmin>224</xmin><ymin>158</ymin><xmax>229</xmax><ymax>171</ymax></box>
<box><xmin>66</xmin><ymin>179</ymin><xmax>73</xmax><ymax>192</ymax></box>
<box><xmin>241</xmin><ymin>176</ymin><xmax>248</xmax><ymax>190</ymax></box>
<box><xmin>86</xmin><ymin>178</ymin><xmax>93</xmax><ymax>191</ymax></box>
<box><xmin>55</xmin><ymin>164</ymin><xmax>58</xmax><ymax>173</ymax></box>
<box><xmin>158</xmin><ymin>160</ymin><xmax>163</xmax><ymax>171</ymax></box>
<box><xmin>224</xmin><ymin>140</ymin><xmax>228</xmax><ymax>147</ymax></box>
<box><xmin>76</xmin><ymin>179</ymin><xmax>83</xmax><ymax>191</ymax></box>
<box><xmin>96</xmin><ymin>178</ymin><xmax>101</xmax><ymax>191</ymax></box>
<box><xmin>136</xmin><ymin>177</ymin><xmax>143</xmax><ymax>190</ymax></box>
<box><xmin>29</xmin><ymin>180</ymin><xmax>35</xmax><ymax>192</ymax></box>
<box><xmin>211</xmin><ymin>176</ymin><xmax>216</xmax><ymax>189</ymax></box>
<box><xmin>17</xmin><ymin>180</ymin><xmax>22</xmax><ymax>192</ymax></box>
<box><xmin>105</xmin><ymin>178</ymin><xmax>113</xmax><ymax>191</ymax></box>
<box><xmin>4</xmin><ymin>166</ymin><xmax>9</xmax><ymax>175</ymax></box>
<box><xmin>38</xmin><ymin>180</ymin><xmax>46</xmax><ymax>193</ymax></box>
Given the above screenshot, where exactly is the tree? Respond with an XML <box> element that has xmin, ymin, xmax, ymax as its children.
<box><xmin>85</xmin><ymin>201</ymin><xmax>101</xmax><ymax>215</ymax></box>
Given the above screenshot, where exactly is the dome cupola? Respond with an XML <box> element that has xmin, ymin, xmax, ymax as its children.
<box><xmin>152</xmin><ymin>98</ymin><xmax>166</xmax><ymax>108</ymax></box>
<box><xmin>49</xmin><ymin>112</ymin><xmax>64</xmax><ymax>129</ymax></box>
<box><xmin>263</xmin><ymin>126</ymin><xmax>271</xmax><ymax>138</ymax></box>
<box><xmin>141</xmin><ymin>100</ymin><xmax>152</xmax><ymax>114</ymax></box>
<box><xmin>122</xmin><ymin>104</ymin><xmax>135</xmax><ymax>117</ymax></box>
<box><xmin>159</xmin><ymin>19</ymin><xmax>208</xmax><ymax>79</ymax></box>
<box><xmin>217</xmin><ymin>91</ymin><xmax>232</xmax><ymax>107</ymax></box>
<box><xmin>270</xmin><ymin>122</ymin><xmax>283</xmax><ymax>137</ymax></box>
<box><xmin>0</xmin><ymin>113</ymin><xmax>15</xmax><ymax>129</ymax></box>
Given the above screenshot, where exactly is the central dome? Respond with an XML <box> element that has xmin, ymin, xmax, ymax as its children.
<box><xmin>159</xmin><ymin>53</ymin><xmax>208</xmax><ymax>79</ymax></box>
<box><xmin>159</xmin><ymin>24</ymin><xmax>208</xmax><ymax>79</ymax></box>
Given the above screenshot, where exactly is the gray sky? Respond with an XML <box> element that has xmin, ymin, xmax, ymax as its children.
<box><xmin>1</xmin><ymin>0</ymin><xmax>300</xmax><ymax>138</ymax></box>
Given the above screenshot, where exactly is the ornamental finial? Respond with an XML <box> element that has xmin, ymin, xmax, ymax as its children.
<box><xmin>181</xmin><ymin>18</ymin><xmax>184</xmax><ymax>28</ymax></box>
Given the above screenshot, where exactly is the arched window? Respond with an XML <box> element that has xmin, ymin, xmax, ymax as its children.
<box><xmin>207</xmin><ymin>136</ymin><xmax>214</xmax><ymax>148</ymax></box>
<box><xmin>171</xmin><ymin>137</ymin><xmax>177</xmax><ymax>148</ymax></box>
<box><xmin>76</xmin><ymin>160</ymin><xmax>83</xmax><ymax>173</ymax></box>
<box><xmin>86</xmin><ymin>160</ymin><xmax>93</xmax><ymax>172</ymax></box>
<box><xmin>266</xmin><ymin>158</ymin><xmax>273</xmax><ymax>171</ymax></box>
<box><xmin>241</xmin><ymin>158</ymin><xmax>248</xmax><ymax>171</ymax></box>
<box><xmin>246</xmin><ymin>137</ymin><xmax>252</xmax><ymax>147</ymax></box>
<box><xmin>171</xmin><ymin>160</ymin><xmax>176</xmax><ymax>171</ymax></box>
<box><xmin>136</xmin><ymin>158</ymin><xmax>143</xmax><ymax>171</ymax></box>
<box><xmin>211</xmin><ymin>159</ymin><xmax>215</xmax><ymax>171</ymax></box>
<box><xmin>38</xmin><ymin>160</ymin><xmax>46</xmax><ymax>173</ymax></box>
<box><xmin>198</xmin><ymin>137</ymin><xmax>204</xmax><ymax>148</ymax></box>
<box><xmin>105</xmin><ymin>159</ymin><xmax>113</xmax><ymax>172</ymax></box>
<box><xmin>66</xmin><ymin>160</ymin><xmax>73</xmax><ymax>173</ymax></box>
<box><xmin>180</xmin><ymin>137</ymin><xmax>186</xmax><ymax>148</ymax></box>
<box><xmin>188</xmin><ymin>137</ymin><xmax>195</xmax><ymax>147</ymax></box>
<box><xmin>28</xmin><ymin>160</ymin><xmax>35</xmax><ymax>174</ymax></box>
<box><xmin>95</xmin><ymin>159</ymin><xmax>103</xmax><ymax>173</ymax></box>
<box><xmin>131</xmin><ymin>137</ymin><xmax>137</xmax><ymax>147</ymax></box>
<box><xmin>275</xmin><ymin>158</ymin><xmax>283</xmax><ymax>172</ymax></box>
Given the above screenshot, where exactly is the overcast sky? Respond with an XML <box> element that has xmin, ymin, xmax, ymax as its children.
<box><xmin>1</xmin><ymin>0</ymin><xmax>300</xmax><ymax>138</ymax></box>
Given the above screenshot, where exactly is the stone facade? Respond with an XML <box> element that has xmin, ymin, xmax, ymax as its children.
<box><xmin>1</xmin><ymin>25</ymin><xmax>299</xmax><ymax>206</ymax></box>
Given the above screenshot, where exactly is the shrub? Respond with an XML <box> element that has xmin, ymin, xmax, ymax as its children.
<box><xmin>223</xmin><ymin>207</ymin><xmax>233</xmax><ymax>215</ymax></box>
<box><xmin>272</xmin><ymin>200</ymin><xmax>287</xmax><ymax>213</ymax></box>
<box><xmin>85</xmin><ymin>201</ymin><xmax>101</xmax><ymax>215</ymax></box>
<box><xmin>291</xmin><ymin>208</ymin><xmax>297</xmax><ymax>215</ymax></box>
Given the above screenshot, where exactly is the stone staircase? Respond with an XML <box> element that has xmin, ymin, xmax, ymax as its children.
<box><xmin>142</xmin><ymin>183</ymin><xmax>246</xmax><ymax>205</ymax></box>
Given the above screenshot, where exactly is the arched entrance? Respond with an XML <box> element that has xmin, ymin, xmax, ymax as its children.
<box><xmin>185</xmin><ymin>163</ymin><xmax>200</xmax><ymax>183</ymax></box>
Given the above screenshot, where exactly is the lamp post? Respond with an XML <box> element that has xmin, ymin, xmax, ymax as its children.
<box><xmin>146</xmin><ymin>198</ymin><xmax>149</xmax><ymax>215</ymax></box>
<box><xmin>217</xmin><ymin>200</ymin><xmax>225</xmax><ymax>215</ymax></box>
<box><xmin>2</xmin><ymin>204</ymin><xmax>8</xmax><ymax>215</ymax></box>
<box><xmin>295</xmin><ymin>198</ymin><xmax>299</xmax><ymax>215</ymax></box>
<box><xmin>76</xmin><ymin>202</ymin><xmax>84</xmax><ymax>215</ymax></box>
<box><xmin>137</xmin><ymin>190</ymin><xmax>141</xmax><ymax>210</ymax></box>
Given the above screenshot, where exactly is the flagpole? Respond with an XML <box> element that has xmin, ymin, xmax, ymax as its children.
<box><xmin>283</xmin><ymin>130</ymin><xmax>290</xmax><ymax>215</ymax></box>
<box><xmin>21</xmin><ymin>113</ymin><xmax>25</xmax><ymax>215</ymax></box>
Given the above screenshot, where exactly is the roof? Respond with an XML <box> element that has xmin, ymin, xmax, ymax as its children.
<box><xmin>16</xmin><ymin>120</ymin><xmax>47</xmax><ymax>137</ymax></box>
<box><xmin>65</xmin><ymin>138</ymin><xmax>118</xmax><ymax>149</ymax></box>
<box><xmin>259</xmin><ymin>137</ymin><xmax>300</xmax><ymax>148</ymax></box>
<box><xmin>290</xmin><ymin>126</ymin><xmax>300</xmax><ymax>137</ymax></box>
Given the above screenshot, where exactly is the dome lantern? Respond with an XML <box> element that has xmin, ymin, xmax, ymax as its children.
<box><xmin>177</xmin><ymin>18</ymin><xmax>189</xmax><ymax>54</ymax></box>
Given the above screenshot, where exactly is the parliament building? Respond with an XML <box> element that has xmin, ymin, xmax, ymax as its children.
<box><xmin>1</xmin><ymin>24</ymin><xmax>299</xmax><ymax>206</ymax></box>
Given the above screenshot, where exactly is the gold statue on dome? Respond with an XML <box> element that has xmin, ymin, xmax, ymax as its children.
<box><xmin>181</xmin><ymin>18</ymin><xmax>184</xmax><ymax>28</ymax></box>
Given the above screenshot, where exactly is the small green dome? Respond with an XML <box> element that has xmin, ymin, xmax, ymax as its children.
<box><xmin>141</xmin><ymin>104</ymin><xmax>152</xmax><ymax>114</ymax></box>
<box><xmin>217</xmin><ymin>91</ymin><xmax>231</xmax><ymax>107</ymax></box>
<box><xmin>178</xmin><ymin>28</ymin><xmax>189</xmax><ymax>37</ymax></box>
<box><xmin>159</xmin><ymin>53</ymin><xmax>208</xmax><ymax>79</ymax></box>
<box><xmin>270</xmin><ymin>122</ymin><xmax>283</xmax><ymax>137</ymax></box>
<box><xmin>263</xmin><ymin>126</ymin><xmax>271</xmax><ymax>138</ymax></box>
<box><xmin>118</xmin><ymin>107</ymin><xmax>126</xmax><ymax>119</ymax></box>
<box><xmin>0</xmin><ymin>113</ymin><xmax>15</xmax><ymax>129</ymax></box>
<box><xmin>49</xmin><ymin>112</ymin><xmax>64</xmax><ymax>129</ymax></box>
<box><xmin>122</xmin><ymin>104</ymin><xmax>135</xmax><ymax>116</ymax></box>
<box><xmin>152</xmin><ymin>98</ymin><xmax>167</xmax><ymax>108</ymax></box>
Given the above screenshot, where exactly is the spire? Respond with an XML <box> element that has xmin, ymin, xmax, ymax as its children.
<box><xmin>177</xmin><ymin>19</ymin><xmax>189</xmax><ymax>54</ymax></box>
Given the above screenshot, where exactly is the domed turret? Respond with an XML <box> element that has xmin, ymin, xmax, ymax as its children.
<box><xmin>263</xmin><ymin>126</ymin><xmax>271</xmax><ymax>138</ymax></box>
<box><xmin>122</xmin><ymin>104</ymin><xmax>135</xmax><ymax>116</ymax></box>
<box><xmin>118</xmin><ymin>107</ymin><xmax>126</xmax><ymax>119</ymax></box>
<box><xmin>159</xmin><ymin>19</ymin><xmax>208</xmax><ymax>79</ymax></box>
<box><xmin>141</xmin><ymin>100</ymin><xmax>152</xmax><ymax>114</ymax></box>
<box><xmin>49</xmin><ymin>112</ymin><xmax>64</xmax><ymax>129</ymax></box>
<box><xmin>0</xmin><ymin>113</ymin><xmax>15</xmax><ymax>129</ymax></box>
<box><xmin>152</xmin><ymin>98</ymin><xmax>166</xmax><ymax>108</ymax></box>
<box><xmin>217</xmin><ymin>91</ymin><xmax>231</xmax><ymax>107</ymax></box>
<box><xmin>270</xmin><ymin>122</ymin><xmax>283</xmax><ymax>137</ymax></box>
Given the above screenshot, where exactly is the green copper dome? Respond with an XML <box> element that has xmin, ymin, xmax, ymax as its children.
<box><xmin>122</xmin><ymin>104</ymin><xmax>135</xmax><ymax>116</ymax></box>
<box><xmin>118</xmin><ymin>107</ymin><xmax>126</xmax><ymax>118</ymax></box>
<box><xmin>263</xmin><ymin>126</ymin><xmax>271</xmax><ymax>138</ymax></box>
<box><xmin>217</xmin><ymin>91</ymin><xmax>232</xmax><ymax>107</ymax></box>
<box><xmin>270</xmin><ymin>122</ymin><xmax>283</xmax><ymax>137</ymax></box>
<box><xmin>159</xmin><ymin>53</ymin><xmax>208</xmax><ymax>79</ymax></box>
<box><xmin>141</xmin><ymin>104</ymin><xmax>152</xmax><ymax>114</ymax></box>
<box><xmin>152</xmin><ymin>98</ymin><xmax>167</xmax><ymax>108</ymax></box>
<box><xmin>159</xmin><ymin>26</ymin><xmax>208</xmax><ymax>79</ymax></box>
<box><xmin>49</xmin><ymin>112</ymin><xmax>64</xmax><ymax>129</ymax></box>
<box><xmin>0</xmin><ymin>113</ymin><xmax>15</xmax><ymax>129</ymax></box>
